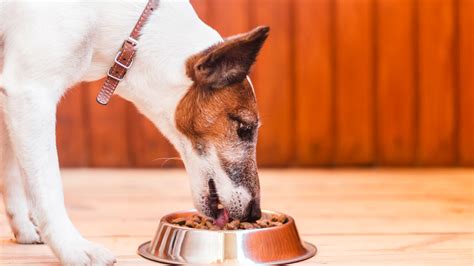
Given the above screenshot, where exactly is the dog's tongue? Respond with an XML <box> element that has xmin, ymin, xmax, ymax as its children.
<box><xmin>214</xmin><ymin>208</ymin><xmax>229</xmax><ymax>228</ymax></box>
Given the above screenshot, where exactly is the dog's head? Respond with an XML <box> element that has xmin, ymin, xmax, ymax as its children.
<box><xmin>174</xmin><ymin>26</ymin><xmax>269</xmax><ymax>223</ymax></box>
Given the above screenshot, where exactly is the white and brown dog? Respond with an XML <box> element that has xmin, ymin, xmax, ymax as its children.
<box><xmin>0</xmin><ymin>0</ymin><xmax>269</xmax><ymax>265</ymax></box>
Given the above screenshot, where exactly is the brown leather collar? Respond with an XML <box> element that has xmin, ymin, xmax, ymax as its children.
<box><xmin>97</xmin><ymin>0</ymin><xmax>159</xmax><ymax>105</ymax></box>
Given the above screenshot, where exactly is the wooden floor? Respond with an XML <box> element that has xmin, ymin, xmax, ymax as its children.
<box><xmin>0</xmin><ymin>169</ymin><xmax>473</xmax><ymax>265</ymax></box>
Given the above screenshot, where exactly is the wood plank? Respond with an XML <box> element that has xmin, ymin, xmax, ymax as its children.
<box><xmin>294</xmin><ymin>0</ymin><xmax>333</xmax><ymax>166</ymax></box>
<box><xmin>85</xmin><ymin>80</ymin><xmax>131</xmax><ymax>167</ymax></box>
<box><xmin>250</xmin><ymin>0</ymin><xmax>293</xmax><ymax>166</ymax></box>
<box><xmin>207</xmin><ymin>0</ymin><xmax>249</xmax><ymax>36</ymax></box>
<box><xmin>376</xmin><ymin>0</ymin><xmax>416</xmax><ymax>165</ymax></box>
<box><xmin>1</xmin><ymin>169</ymin><xmax>472</xmax><ymax>265</ymax></box>
<box><xmin>334</xmin><ymin>0</ymin><xmax>374</xmax><ymax>165</ymax></box>
<box><xmin>56</xmin><ymin>85</ymin><xmax>88</xmax><ymax>167</ymax></box>
<box><xmin>458</xmin><ymin>0</ymin><xmax>474</xmax><ymax>166</ymax></box>
<box><xmin>417</xmin><ymin>0</ymin><xmax>456</xmax><ymax>165</ymax></box>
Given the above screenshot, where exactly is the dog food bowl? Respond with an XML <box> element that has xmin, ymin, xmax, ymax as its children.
<box><xmin>137</xmin><ymin>209</ymin><xmax>317</xmax><ymax>265</ymax></box>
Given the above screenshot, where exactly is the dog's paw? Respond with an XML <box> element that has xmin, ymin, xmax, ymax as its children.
<box><xmin>56</xmin><ymin>239</ymin><xmax>116</xmax><ymax>266</ymax></box>
<box><xmin>12</xmin><ymin>220</ymin><xmax>43</xmax><ymax>244</ymax></box>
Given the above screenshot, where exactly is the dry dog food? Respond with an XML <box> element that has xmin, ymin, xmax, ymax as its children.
<box><xmin>170</xmin><ymin>214</ymin><xmax>288</xmax><ymax>230</ymax></box>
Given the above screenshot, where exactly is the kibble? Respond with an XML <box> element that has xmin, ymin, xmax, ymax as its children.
<box><xmin>171</xmin><ymin>217</ymin><xmax>186</xmax><ymax>226</ymax></box>
<box><xmin>170</xmin><ymin>214</ymin><xmax>288</xmax><ymax>230</ymax></box>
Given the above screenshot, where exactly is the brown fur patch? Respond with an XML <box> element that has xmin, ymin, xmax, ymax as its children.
<box><xmin>175</xmin><ymin>78</ymin><xmax>258</xmax><ymax>152</ymax></box>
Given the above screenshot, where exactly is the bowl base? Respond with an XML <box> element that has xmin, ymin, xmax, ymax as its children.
<box><xmin>137</xmin><ymin>240</ymin><xmax>317</xmax><ymax>265</ymax></box>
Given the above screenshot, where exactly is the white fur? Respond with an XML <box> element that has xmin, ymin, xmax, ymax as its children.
<box><xmin>183</xmin><ymin>143</ymin><xmax>252</xmax><ymax>219</ymax></box>
<box><xmin>0</xmin><ymin>0</ymin><xmax>240</xmax><ymax>265</ymax></box>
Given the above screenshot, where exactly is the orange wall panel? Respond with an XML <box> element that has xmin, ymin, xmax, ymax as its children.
<box><xmin>250</xmin><ymin>0</ymin><xmax>294</xmax><ymax>166</ymax></box>
<box><xmin>294</xmin><ymin>0</ymin><xmax>334</xmax><ymax>166</ymax></box>
<box><xmin>417</xmin><ymin>0</ymin><xmax>456</xmax><ymax>165</ymax></box>
<box><xmin>376</xmin><ymin>0</ymin><xmax>416</xmax><ymax>165</ymax></box>
<box><xmin>334</xmin><ymin>0</ymin><xmax>375</xmax><ymax>165</ymax></box>
<box><xmin>459</xmin><ymin>0</ymin><xmax>474</xmax><ymax>166</ymax></box>
<box><xmin>56</xmin><ymin>85</ymin><xmax>88</xmax><ymax>167</ymax></box>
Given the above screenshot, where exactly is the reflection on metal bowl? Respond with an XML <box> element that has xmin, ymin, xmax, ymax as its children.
<box><xmin>138</xmin><ymin>209</ymin><xmax>317</xmax><ymax>265</ymax></box>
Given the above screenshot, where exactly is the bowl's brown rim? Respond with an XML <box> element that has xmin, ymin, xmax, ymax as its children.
<box><xmin>160</xmin><ymin>209</ymin><xmax>295</xmax><ymax>233</ymax></box>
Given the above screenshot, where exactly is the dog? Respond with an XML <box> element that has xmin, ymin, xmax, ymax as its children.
<box><xmin>0</xmin><ymin>0</ymin><xmax>269</xmax><ymax>265</ymax></box>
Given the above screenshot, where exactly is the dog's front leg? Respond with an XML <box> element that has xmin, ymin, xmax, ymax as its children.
<box><xmin>1</xmin><ymin>110</ymin><xmax>42</xmax><ymax>244</ymax></box>
<box><xmin>3</xmin><ymin>88</ymin><xmax>116</xmax><ymax>265</ymax></box>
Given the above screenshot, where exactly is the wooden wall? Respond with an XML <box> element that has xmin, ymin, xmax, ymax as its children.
<box><xmin>56</xmin><ymin>0</ymin><xmax>474</xmax><ymax>167</ymax></box>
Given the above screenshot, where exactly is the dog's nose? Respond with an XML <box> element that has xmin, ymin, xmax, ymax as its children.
<box><xmin>245</xmin><ymin>199</ymin><xmax>261</xmax><ymax>221</ymax></box>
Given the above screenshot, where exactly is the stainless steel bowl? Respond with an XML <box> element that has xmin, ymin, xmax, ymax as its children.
<box><xmin>137</xmin><ymin>210</ymin><xmax>317</xmax><ymax>265</ymax></box>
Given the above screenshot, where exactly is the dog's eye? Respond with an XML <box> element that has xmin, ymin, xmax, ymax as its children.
<box><xmin>237</xmin><ymin>122</ymin><xmax>255</xmax><ymax>141</ymax></box>
<box><xmin>228</xmin><ymin>114</ymin><xmax>257</xmax><ymax>141</ymax></box>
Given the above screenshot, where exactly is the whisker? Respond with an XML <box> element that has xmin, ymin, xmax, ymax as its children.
<box><xmin>151</xmin><ymin>157</ymin><xmax>183</xmax><ymax>167</ymax></box>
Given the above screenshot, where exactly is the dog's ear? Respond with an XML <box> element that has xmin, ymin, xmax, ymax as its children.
<box><xmin>188</xmin><ymin>26</ymin><xmax>270</xmax><ymax>89</ymax></box>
